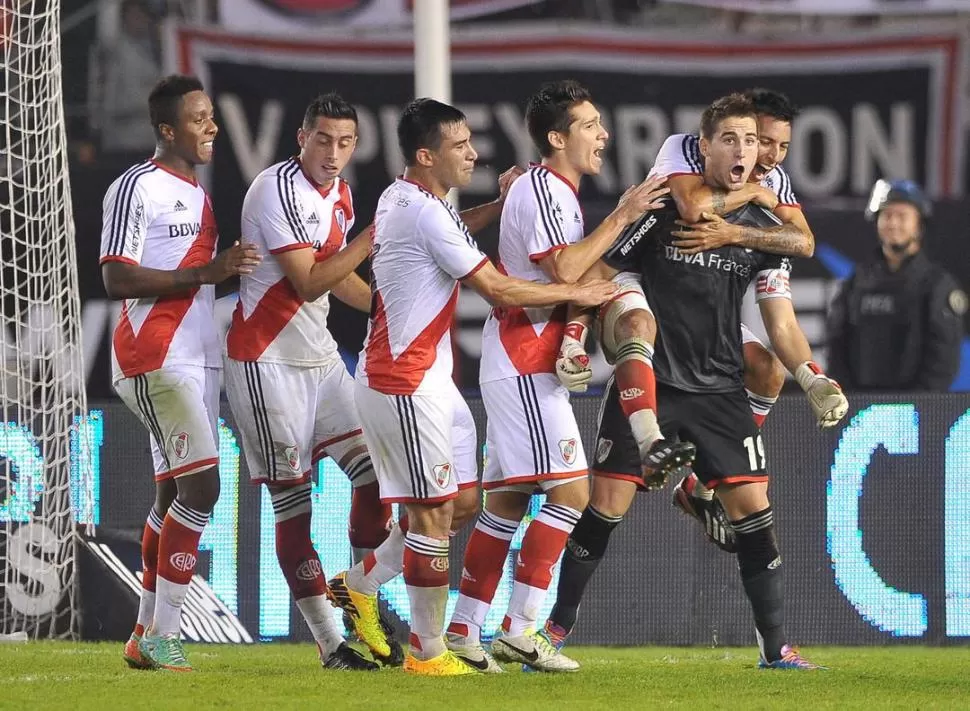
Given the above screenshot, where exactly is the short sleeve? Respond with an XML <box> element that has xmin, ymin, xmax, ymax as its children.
<box><xmin>650</xmin><ymin>134</ymin><xmax>702</xmax><ymax>178</ymax></box>
<box><xmin>100</xmin><ymin>175</ymin><xmax>151</xmax><ymax>265</ymax></box>
<box><xmin>755</xmin><ymin>256</ymin><xmax>793</xmax><ymax>302</ymax></box>
<box><xmin>766</xmin><ymin>166</ymin><xmax>799</xmax><ymax>207</ymax></box>
<box><xmin>522</xmin><ymin>169</ymin><xmax>568</xmax><ymax>262</ymax></box>
<box><xmin>249</xmin><ymin>172</ymin><xmax>313</xmax><ymax>255</ymax></box>
<box><xmin>419</xmin><ymin>203</ymin><xmax>488</xmax><ymax>280</ymax></box>
<box><xmin>602</xmin><ymin>210</ymin><xmax>661</xmax><ymax>272</ymax></box>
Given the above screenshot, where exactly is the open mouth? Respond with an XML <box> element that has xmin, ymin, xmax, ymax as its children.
<box><xmin>593</xmin><ymin>147</ymin><xmax>604</xmax><ymax>159</ymax></box>
<box><xmin>730</xmin><ymin>164</ymin><xmax>746</xmax><ymax>180</ymax></box>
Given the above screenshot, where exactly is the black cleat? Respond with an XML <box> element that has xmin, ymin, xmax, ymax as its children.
<box><xmin>377</xmin><ymin>611</ymin><xmax>405</xmax><ymax>667</ymax></box>
<box><xmin>322</xmin><ymin>642</ymin><xmax>381</xmax><ymax>671</ymax></box>
<box><xmin>641</xmin><ymin>439</ymin><xmax>696</xmax><ymax>490</ymax></box>
<box><xmin>672</xmin><ymin>473</ymin><xmax>737</xmax><ymax>553</ymax></box>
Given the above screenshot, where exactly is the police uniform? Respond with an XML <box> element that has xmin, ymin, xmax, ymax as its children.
<box><xmin>826</xmin><ymin>250</ymin><xmax>966</xmax><ymax>391</ymax></box>
<box><xmin>594</xmin><ymin>201</ymin><xmax>793</xmax><ymax>488</ymax></box>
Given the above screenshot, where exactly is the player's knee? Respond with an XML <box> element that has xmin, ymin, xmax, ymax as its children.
<box><xmin>451</xmin><ymin>488</ymin><xmax>481</xmax><ymax>532</ymax></box>
<box><xmin>743</xmin><ymin>342</ymin><xmax>785</xmax><ymax>398</ymax></box>
<box><xmin>589</xmin><ymin>479</ymin><xmax>636</xmax><ymax>519</ymax></box>
<box><xmin>349</xmin><ymin>482</ymin><xmax>392</xmax><ymax>549</ymax></box>
<box><xmin>174</xmin><ymin>464</ymin><xmax>220</xmax><ymax>513</ymax></box>
<box><xmin>153</xmin><ymin>478</ymin><xmax>178</xmax><ymax>516</ymax></box>
<box><xmin>615</xmin><ymin>308</ymin><xmax>656</xmax><ymax>343</ymax></box>
<box><xmin>546</xmin><ymin>478</ymin><xmax>589</xmax><ymax>512</ymax></box>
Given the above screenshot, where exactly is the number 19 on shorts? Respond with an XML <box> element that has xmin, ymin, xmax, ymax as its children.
<box><xmin>743</xmin><ymin>434</ymin><xmax>766</xmax><ymax>471</ymax></box>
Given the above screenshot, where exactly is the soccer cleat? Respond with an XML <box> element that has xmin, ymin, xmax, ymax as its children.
<box><xmin>321</xmin><ymin>642</ymin><xmax>381</xmax><ymax>671</ymax></box>
<box><xmin>137</xmin><ymin>633</ymin><xmax>192</xmax><ymax>672</ymax></box>
<box><xmin>672</xmin><ymin>473</ymin><xmax>737</xmax><ymax>553</ymax></box>
<box><xmin>327</xmin><ymin>572</ymin><xmax>402</xmax><ymax>665</ymax></box>
<box><xmin>491</xmin><ymin>628</ymin><xmax>580</xmax><ymax>672</ymax></box>
<box><xmin>445</xmin><ymin>631</ymin><xmax>505</xmax><ymax>673</ymax></box>
<box><xmin>403</xmin><ymin>650</ymin><xmax>478</xmax><ymax>676</ymax></box>
<box><xmin>122</xmin><ymin>632</ymin><xmax>153</xmax><ymax>670</ymax></box>
<box><xmin>759</xmin><ymin>645</ymin><xmax>826</xmax><ymax>670</ymax></box>
<box><xmin>641</xmin><ymin>439</ymin><xmax>696</xmax><ymax>491</ymax></box>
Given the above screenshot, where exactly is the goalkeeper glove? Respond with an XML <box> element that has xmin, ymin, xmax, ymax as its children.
<box><xmin>794</xmin><ymin>361</ymin><xmax>848</xmax><ymax>428</ymax></box>
<box><xmin>556</xmin><ymin>321</ymin><xmax>592</xmax><ymax>393</ymax></box>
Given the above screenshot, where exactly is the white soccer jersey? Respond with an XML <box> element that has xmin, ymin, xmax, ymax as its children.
<box><xmin>479</xmin><ymin>164</ymin><xmax>584</xmax><ymax>384</ymax></box>
<box><xmin>226</xmin><ymin>158</ymin><xmax>355</xmax><ymax>365</ymax></box>
<box><xmin>356</xmin><ymin>178</ymin><xmax>488</xmax><ymax>396</ymax></box>
<box><xmin>651</xmin><ymin>133</ymin><xmax>799</xmax><ymax>207</ymax></box>
<box><xmin>99</xmin><ymin>160</ymin><xmax>220</xmax><ymax>382</ymax></box>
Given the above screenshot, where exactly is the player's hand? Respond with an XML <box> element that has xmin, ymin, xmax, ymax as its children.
<box><xmin>670</xmin><ymin>212</ymin><xmax>741</xmax><ymax>254</ymax></box>
<box><xmin>794</xmin><ymin>361</ymin><xmax>849</xmax><ymax>428</ymax></box>
<box><xmin>613</xmin><ymin>174</ymin><xmax>670</xmax><ymax>226</ymax></box>
<box><xmin>752</xmin><ymin>186</ymin><xmax>779</xmax><ymax>211</ymax></box>
<box><xmin>201</xmin><ymin>241</ymin><xmax>262</xmax><ymax>283</ymax></box>
<box><xmin>497</xmin><ymin>165</ymin><xmax>526</xmax><ymax>202</ymax></box>
<box><xmin>570</xmin><ymin>279</ymin><xmax>618</xmax><ymax>308</ymax></box>
<box><xmin>556</xmin><ymin>321</ymin><xmax>592</xmax><ymax>392</ymax></box>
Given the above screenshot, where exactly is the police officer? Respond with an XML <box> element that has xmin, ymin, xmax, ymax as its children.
<box><xmin>826</xmin><ymin>179</ymin><xmax>967</xmax><ymax>391</ymax></box>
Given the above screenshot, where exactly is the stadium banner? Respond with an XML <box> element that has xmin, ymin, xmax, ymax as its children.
<box><xmin>658</xmin><ymin>0</ymin><xmax>970</xmax><ymax>15</ymax></box>
<box><xmin>216</xmin><ymin>0</ymin><xmax>545</xmax><ymax>34</ymax></box>
<box><xmin>3</xmin><ymin>395</ymin><xmax>968</xmax><ymax>645</ymax></box>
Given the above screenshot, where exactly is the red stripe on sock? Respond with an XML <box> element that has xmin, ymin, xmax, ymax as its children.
<box><xmin>457</xmin><ymin>526</ymin><xmax>513</xmax><ymax>604</ymax></box>
<box><xmin>156</xmin><ymin>511</ymin><xmax>203</xmax><ymax>586</ymax></box>
<box><xmin>403</xmin><ymin>544</ymin><xmax>448</xmax><ymax>588</ymax></box>
<box><xmin>513</xmin><ymin>520</ymin><xmax>570</xmax><ymax>590</ymax></box>
<box><xmin>349</xmin><ymin>482</ymin><xmax>392</xmax><ymax>549</ymax></box>
<box><xmin>276</xmin><ymin>511</ymin><xmax>327</xmax><ymax>600</ymax></box>
<box><xmin>141</xmin><ymin>518</ymin><xmax>161</xmax><ymax>592</ymax></box>
<box><xmin>615</xmin><ymin>359</ymin><xmax>657</xmax><ymax>418</ymax></box>
<box><xmin>409</xmin><ymin>633</ymin><xmax>422</xmax><ymax>651</ymax></box>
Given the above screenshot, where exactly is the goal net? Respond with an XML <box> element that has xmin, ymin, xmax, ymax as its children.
<box><xmin>1</xmin><ymin>0</ymin><xmax>90</xmax><ymax>640</ymax></box>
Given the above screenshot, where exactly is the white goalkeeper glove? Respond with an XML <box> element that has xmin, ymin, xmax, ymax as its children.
<box><xmin>556</xmin><ymin>321</ymin><xmax>592</xmax><ymax>393</ymax></box>
<box><xmin>794</xmin><ymin>361</ymin><xmax>848</xmax><ymax>428</ymax></box>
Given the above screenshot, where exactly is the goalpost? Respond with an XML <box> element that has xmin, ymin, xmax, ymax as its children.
<box><xmin>1</xmin><ymin>0</ymin><xmax>89</xmax><ymax>640</ymax></box>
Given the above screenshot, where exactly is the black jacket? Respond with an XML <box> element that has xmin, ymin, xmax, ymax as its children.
<box><xmin>826</xmin><ymin>250</ymin><xmax>966</xmax><ymax>391</ymax></box>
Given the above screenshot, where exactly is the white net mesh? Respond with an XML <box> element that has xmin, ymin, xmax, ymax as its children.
<box><xmin>1</xmin><ymin>0</ymin><xmax>88</xmax><ymax>640</ymax></box>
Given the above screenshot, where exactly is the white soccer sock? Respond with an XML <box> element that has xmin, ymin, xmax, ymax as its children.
<box><xmin>296</xmin><ymin>595</ymin><xmax>344</xmax><ymax>658</ymax></box>
<box><xmin>346</xmin><ymin>521</ymin><xmax>405</xmax><ymax>596</ymax></box>
<box><xmin>152</xmin><ymin>577</ymin><xmax>189</xmax><ymax>638</ymax></box>
<box><xmin>136</xmin><ymin>590</ymin><xmax>156</xmax><ymax>633</ymax></box>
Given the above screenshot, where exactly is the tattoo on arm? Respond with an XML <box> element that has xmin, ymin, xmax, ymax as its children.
<box><xmin>736</xmin><ymin>223</ymin><xmax>810</xmax><ymax>257</ymax></box>
<box><xmin>711</xmin><ymin>189</ymin><xmax>727</xmax><ymax>215</ymax></box>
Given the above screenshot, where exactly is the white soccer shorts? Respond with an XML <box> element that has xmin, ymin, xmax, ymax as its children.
<box><xmin>354</xmin><ymin>380</ymin><xmax>478</xmax><ymax>504</ymax></box>
<box><xmin>481</xmin><ymin>372</ymin><xmax>588</xmax><ymax>491</ymax></box>
<box><xmin>224</xmin><ymin>358</ymin><xmax>373</xmax><ymax>486</ymax></box>
<box><xmin>741</xmin><ymin>322</ymin><xmax>766</xmax><ymax>347</ymax></box>
<box><xmin>114</xmin><ymin>364</ymin><xmax>220</xmax><ymax>481</ymax></box>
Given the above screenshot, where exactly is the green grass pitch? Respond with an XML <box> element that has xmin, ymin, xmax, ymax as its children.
<box><xmin>2</xmin><ymin>642</ymin><xmax>968</xmax><ymax>710</ymax></box>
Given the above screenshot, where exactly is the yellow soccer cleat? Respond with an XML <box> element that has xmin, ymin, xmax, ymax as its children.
<box><xmin>403</xmin><ymin>650</ymin><xmax>478</xmax><ymax>676</ymax></box>
<box><xmin>326</xmin><ymin>572</ymin><xmax>394</xmax><ymax>662</ymax></box>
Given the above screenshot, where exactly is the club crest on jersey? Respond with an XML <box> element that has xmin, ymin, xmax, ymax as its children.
<box><xmin>280</xmin><ymin>445</ymin><xmax>300</xmax><ymax>472</ymax></box>
<box><xmin>171</xmin><ymin>432</ymin><xmax>189</xmax><ymax>460</ymax></box>
<box><xmin>433</xmin><ymin>463</ymin><xmax>452</xmax><ymax>487</ymax></box>
<box><xmin>559</xmin><ymin>438</ymin><xmax>577</xmax><ymax>465</ymax></box>
<box><xmin>335</xmin><ymin>207</ymin><xmax>347</xmax><ymax>235</ymax></box>
<box><xmin>596</xmin><ymin>437</ymin><xmax>613</xmax><ymax>463</ymax></box>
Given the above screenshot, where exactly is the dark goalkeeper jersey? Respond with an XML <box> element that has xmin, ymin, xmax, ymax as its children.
<box><xmin>602</xmin><ymin>200</ymin><xmax>792</xmax><ymax>393</ymax></box>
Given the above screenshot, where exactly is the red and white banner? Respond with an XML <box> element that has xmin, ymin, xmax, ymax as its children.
<box><xmin>659</xmin><ymin>0</ymin><xmax>970</xmax><ymax>14</ymax></box>
<box><xmin>217</xmin><ymin>0</ymin><xmax>543</xmax><ymax>33</ymax></box>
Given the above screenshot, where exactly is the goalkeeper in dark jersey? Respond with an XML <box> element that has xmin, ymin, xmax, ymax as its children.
<box><xmin>546</xmin><ymin>93</ymin><xmax>847</xmax><ymax>669</ymax></box>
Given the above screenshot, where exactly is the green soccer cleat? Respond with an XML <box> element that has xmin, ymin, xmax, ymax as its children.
<box><xmin>138</xmin><ymin>633</ymin><xmax>193</xmax><ymax>672</ymax></box>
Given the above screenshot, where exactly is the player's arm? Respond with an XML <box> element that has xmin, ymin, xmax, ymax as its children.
<box><xmin>274</xmin><ymin>230</ymin><xmax>372</xmax><ymax>303</ymax></box>
<box><xmin>458</xmin><ymin>166</ymin><xmax>524</xmax><ymax>234</ymax></box>
<box><xmin>671</xmin><ymin>211</ymin><xmax>812</xmax><ymax>258</ymax></box>
<box><xmin>464</xmin><ymin>261</ymin><xmax>615</xmax><ymax>309</ymax></box>
<box><xmin>330</xmin><ymin>270</ymin><xmax>372</xmax><ymax>312</ymax></box>
<box><xmin>668</xmin><ymin>174</ymin><xmax>777</xmax><ymax>223</ymax></box>
<box><xmin>537</xmin><ymin>176</ymin><xmax>669</xmax><ymax>285</ymax></box>
<box><xmin>99</xmin><ymin>180</ymin><xmax>259</xmax><ymax>299</ymax></box>
<box><xmin>915</xmin><ymin>275</ymin><xmax>965</xmax><ymax>391</ymax></box>
<box><xmin>757</xmin><ymin>269</ymin><xmax>847</xmax><ymax>428</ymax></box>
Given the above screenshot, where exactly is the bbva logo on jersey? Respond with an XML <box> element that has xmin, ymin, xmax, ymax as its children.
<box><xmin>168</xmin><ymin>222</ymin><xmax>202</xmax><ymax>239</ymax></box>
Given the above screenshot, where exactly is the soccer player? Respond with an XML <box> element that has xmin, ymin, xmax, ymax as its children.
<box><xmin>651</xmin><ymin>89</ymin><xmax>816</xmax><ymax>549</ymax></box>
<box><xmin>554</xmin><ymin>93</ymin><xmax>847</xmax><ymax>668</ymax></box>
<box><xmin>101</xmin><ymin>75</ymin><xmax>260</xmax><ymax>671</ymax></box>
<box><xmin>352</xmin><ymin>97</ymin><xmax>617</xmax><ymax>675</ymax></box>
<box><xmin>444</xmin><ymin>80</ymin><xmax>676</xmax><ymax>673</ymax></box>
<box><xmin>223</xmin><ymin>92</ymin><xmax>397</xmax><ymax>670</ymax></box>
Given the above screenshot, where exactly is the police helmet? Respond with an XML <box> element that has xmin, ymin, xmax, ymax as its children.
<box><xmin>865</xmin><ymin>179</ymin><xmax>932</xmax><ymax>222</ymax></box>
